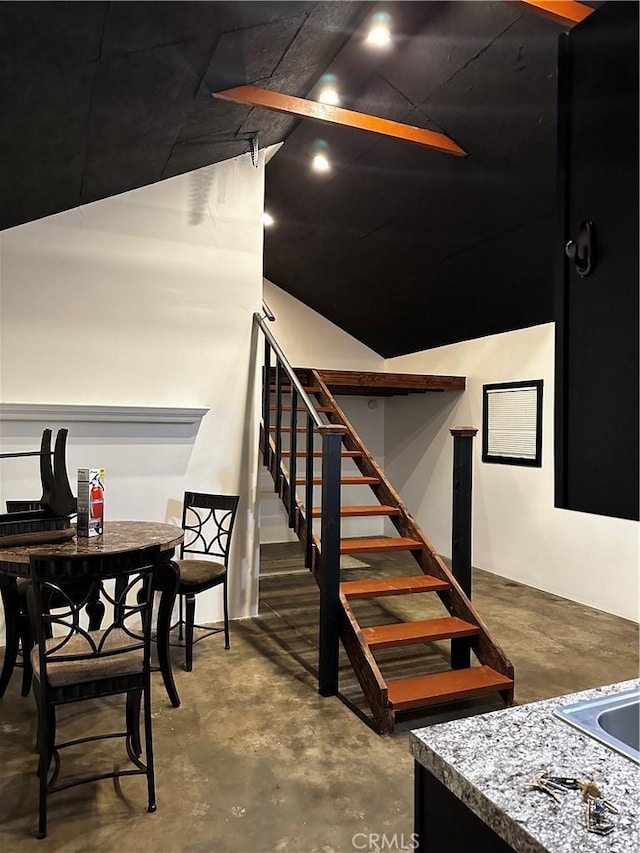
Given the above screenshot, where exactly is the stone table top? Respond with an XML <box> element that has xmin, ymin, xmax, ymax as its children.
<box><xmin>0</xmin><ymin>521</ymin><xmax>183</xmax><ymax>576</ymax></box>
<box><xmin>410</xmin><ymin>680</ymin><xmax>640</xmax><ymax>853</ymax></box>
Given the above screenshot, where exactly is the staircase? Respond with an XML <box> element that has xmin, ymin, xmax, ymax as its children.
<box><xmin>260</xmin><ymin>359</ymin><xmax>514</xmax><ymax>734</ymax></box>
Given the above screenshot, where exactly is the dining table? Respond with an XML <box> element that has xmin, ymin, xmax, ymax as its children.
<box><xmin>0</xmin><ymin>520</ymin><xmax>184</xmax><ymax>707</ymax></box>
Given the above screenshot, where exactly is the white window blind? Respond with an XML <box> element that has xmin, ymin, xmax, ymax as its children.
<box><xmin>482</xmin><ymin>381</ymin><xmax>543</xmax><ymax>466</ymax></box>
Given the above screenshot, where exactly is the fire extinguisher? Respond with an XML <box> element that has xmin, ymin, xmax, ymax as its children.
<box><xmin>90</xmin><ymin>482</ymin><xmax>104</xmax><ymax>525</ymax></box>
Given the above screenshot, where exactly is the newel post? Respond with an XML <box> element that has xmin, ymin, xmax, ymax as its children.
<box><xmin>450</xmin><ymin>426</ymin><xmax>478</xmax><ymax>670</ymax></box>
<box><xmin>317</xmin><ymin>424</ymin><xmax>346</xmax><ymax>697</ymax></box>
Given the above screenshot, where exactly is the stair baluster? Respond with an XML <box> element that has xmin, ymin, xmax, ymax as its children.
<box><xmin>274</xmin><ymin>359</ymin><xmax>284</xmax><ymax>495</ymax></box>
<box><xmin>450</xmin><ymin>427</ymin><xmax>478</xmax><ymax>670</ymax></box>
<box><xmin>262</xmin><ymin>340</ymin><xmax>271</xmax><ymax>468</ymax></box>
<box><xmin>304</xmin><ymin>413</ymin><xmax>314</xmax><ymax>570</ymax></box>
<box><xmin>288</xmin><ymin>387</ymin><xmax>298</xmax><ymax>527</ymax></box>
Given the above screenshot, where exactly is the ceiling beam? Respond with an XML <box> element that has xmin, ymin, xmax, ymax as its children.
<box><xmin>512</xmin><ymin>1</ymin><xmax>595</xmax><ymax>28</ymax></box>
<box><xmin>212</xmin><ymin>86</ymin><xmax>468</xmax><ymax>157</ymax></box>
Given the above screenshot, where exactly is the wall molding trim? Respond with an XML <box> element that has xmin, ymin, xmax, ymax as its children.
<box><xmin>0</xmin><ymin>403</ymin><xmax>209</xmax><ymax>424</ymax></box>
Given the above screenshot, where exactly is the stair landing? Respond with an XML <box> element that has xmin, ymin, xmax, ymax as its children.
<box><xmin>272</xmin><ymin>367</ymin><xmax>465</xmax><ymax>397</ymax></box>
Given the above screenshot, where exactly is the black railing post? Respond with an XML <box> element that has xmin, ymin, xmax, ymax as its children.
<box><xmin>262</xmin><ymin>340</ymin><xmax>271</xmax><ymax>467</ymax></box>
<box><xmin>274</xmin><ymin>359</ymin><xmax>283</xmax><ymax>494</ymax></box>
<box><xmin>318</xmin><ymin>426</ymin><xmax>345</xmax><ymax>697</ymax></box>
<box><xmin>305</xmin><ymin>413</ymin><xmax>314</xmax><ymax>569</ymax></box>
<box><xmin>288</xmin><ymin>387</ymin><xmax>298</xmax><ymax>527</ymax></box>
<box><xmin>450</xmin><ymin>426</ymin><xmax>478</xmax><ymax>670</ymax></box>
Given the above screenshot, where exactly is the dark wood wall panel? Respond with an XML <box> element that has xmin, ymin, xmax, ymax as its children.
<box><xmin>555</xmin><ymin>1</ymin><xmax>639</xmax><ymax>521</ymax></box>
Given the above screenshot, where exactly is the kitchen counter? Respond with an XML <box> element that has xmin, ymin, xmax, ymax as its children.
<box><xmin>410</xmin><ymin>679</ymin><xmax>640</xmax><ymax>853</ymax></box>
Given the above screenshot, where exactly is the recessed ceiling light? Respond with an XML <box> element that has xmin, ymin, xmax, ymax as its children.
<box><xmin>263</xmin><ymin>211</ymin><xmax>274</xmax><ymax>227</ymax></box>
<box><xmin>311</xmin><ymin>139</ymin><xmax>331</xmax><ymax>173</ymax></box>
<box><xmin>312</xmin><ymin>153</ymin><xmax>331</xmax><ymax>173</ymax></box>
<box><xmin>317</xmin><ymin>73</ymin><xmax>340</xmax><ymax>106</ymax></box>
<box><xmin>366</xmin><ymin>12</ymin><xmax>392</xmax><ymax>47</ymax></box>
<box><xmin>318</xmin><ymin>87</ymin><xmax>340</xmax><ymax>106</ymax></box>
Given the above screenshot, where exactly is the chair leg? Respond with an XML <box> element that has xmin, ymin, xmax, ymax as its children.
<box><xmin>126</xmin><ymin>689</ymin><xmax>143</xmax><ymax>758</ymax></box>
<box><xmin>143</xmin><ymin>679</ymin><xmax>157</xmax><ymax>813</ymax></box>
<box><xmin>222</xmin><ymin>577</ymin><xmax>230</xmax><ymax>650</ymax></box>
<box><xmin>184</xmin><ymin>593</ymin><xmax>195</xmax><ymax>672</ymax></box>
<box><xmin>37</xmin><ymin>749</ymin><xmax>48</xmax><ymax>839</ymax></box>
<box><xmin>36</xmin><ymin>696</ymin><xmax>55</xmax><ymax>839</ymax></box>
<box><xmin>178</xmin><ymin>594</ymin><xmax>184</xmax><ymax>641</ymax></box>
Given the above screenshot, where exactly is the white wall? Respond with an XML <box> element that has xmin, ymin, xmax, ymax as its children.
<box><xmin>0</xmin><ymin>155</ymin><xmax>265</xmax><ymax>639</ymax></box>
<box><xmin>385</xmin><ymin>323</ymin><xmax>639</xmax><ymax>622</ymax></box>
<box><xmin>259</xmin><ymin>280</ymin><xmax>387</xmax><ymax>545</ymax></box>
<box><xmin>263</xmin><ymin>279</ymin><xmax>385</xmax><ymax>370</ymax></box>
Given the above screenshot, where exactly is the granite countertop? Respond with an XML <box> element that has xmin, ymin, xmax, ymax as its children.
<box><xmin>410</xmin><ymin>680</ymin><xmax>640</xmax><ymax>853</ymax></box>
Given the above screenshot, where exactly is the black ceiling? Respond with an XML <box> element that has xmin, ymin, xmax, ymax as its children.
<box><xmin>0</xmin><ymin>1</ymin><xmax>368</xmax><ymax>228</ymax></box>
<box><xmin>1</xmin><ymin>1</ymin><xmax>605</xmax><ymax>357</ymax></box>
<box><xmin>264</xmin><ymin>1</ymin><xmax>602</xmax><ymax>357</ymax></box>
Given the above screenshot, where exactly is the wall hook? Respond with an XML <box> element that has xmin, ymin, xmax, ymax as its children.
<box><xmin>565</xmin><ymin>220</ymin><xmax>596</xmax><ymax>277</ymax></box>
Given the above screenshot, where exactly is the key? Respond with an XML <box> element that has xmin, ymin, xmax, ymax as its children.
<box><xmin>524</xmin><ymin>779</ymin><xmax>564</xmax><ymax>804</ymax></box>
<box><xmin>544</xmin><ymin>775</ymin><xmax>580</xmax><ymax>790</ymax></box>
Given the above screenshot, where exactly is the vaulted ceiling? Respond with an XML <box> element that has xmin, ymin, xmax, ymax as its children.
<box><xmin>0</xmin><ymin>1</ymin><xmax>604</xmax><ymax>356</ymax></box>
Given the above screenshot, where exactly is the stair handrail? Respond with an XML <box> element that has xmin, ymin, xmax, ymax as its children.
<box><xmin>261</xmin><ymin>300</ymin><xmax>276</xmax><ymax>322</ymax></box>
<box><xmin>254</xmin><ymin>312</ymin><xmax>346</xmax><ymax>698</ymax></box>
<box><xmin>254</xmin><ymin>313</ymin><xmax>323</xmax><ymax>428</ymax></box>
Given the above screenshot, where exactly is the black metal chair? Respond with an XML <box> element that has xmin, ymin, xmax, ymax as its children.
<box><xmin>5</xmin><ymin>501</ymin><xmax>100</xmax><ymax>699</ymax></box>
<box><xmin>171</xmin><ymin>492</ymin><xmax>239</xmax><ymax>672</ymax></box>
<box><xmin>3</xmin><ymin>501</ymin><xmax>47</xmax><ymax>698</ymax></box>
<box><xmin>27</xmin><ymin>545</ymin><xmax>164</xmax><ymax>839</ymax></box>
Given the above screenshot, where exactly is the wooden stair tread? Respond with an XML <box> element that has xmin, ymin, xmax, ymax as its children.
<box><xmin>270</xmin><ymin>426</ymin><xmax>314</xmax><ymax>433</ymax></box>
<box><xmin>340</xmin><ymin>537</ymin><xmax>422</xmax><ymax>554</ymax></box>
<box><xmin>282</xmin><ymin>451</ymin><xmax>362</xmax><ymax>458</ymax></box>
<box><xmin>296</xmin><ymin>476</ymin><xmax>379</xmax><ymax>485</ymax></box>
<box><xmin>312</xmin><ymin>504</ymin><xmax>400</xmax><ymax>518</ymax></box>
<box><xmin>362</xmin><ymin>617</ymin><xmax>480</xmax><ymax>650</ymax></box>
<box><xmin>387</xmin><ymin>666</ymin><xmax>513</xmax><ymax>711</ymax></box>
<box><xmin>341</xmin><ymin>575</ymin><xmax>449</xmax><ymax>599</ymax></box>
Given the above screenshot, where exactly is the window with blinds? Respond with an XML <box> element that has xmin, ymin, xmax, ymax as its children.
<box><xmin>482</xmin><ymin>380</ymin><xmax>543</xmax><ymax>467</ymax></box>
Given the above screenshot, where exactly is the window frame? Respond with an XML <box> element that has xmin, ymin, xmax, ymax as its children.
<box><xmin>481</xmin><ymin>379</ymin><xmax>544</xmax><ymax>468</ymax></box>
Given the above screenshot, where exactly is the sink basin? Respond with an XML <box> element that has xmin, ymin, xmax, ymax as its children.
<box><xmin>554</xmin><ymin>688</ymin><xmax>639</xmax><ymax>763</ymax></box>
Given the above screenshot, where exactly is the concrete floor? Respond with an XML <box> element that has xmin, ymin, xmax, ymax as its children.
<box><xmin>0</xmin><ymin>542</ymin><xmax>637</xmax><ymax>851</ymax></box>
